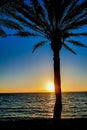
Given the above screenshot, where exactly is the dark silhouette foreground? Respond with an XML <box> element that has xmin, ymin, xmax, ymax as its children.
<box><xmin>0</xmin><ymin>118</ymin><xmax>87</xmax><ymax>130</ymax></box>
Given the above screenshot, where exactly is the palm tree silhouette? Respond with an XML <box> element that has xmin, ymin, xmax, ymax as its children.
<box><xmin>0</xmin><ymin>0</ymin><xmax>87</xmax><ymax>121</ymax></box>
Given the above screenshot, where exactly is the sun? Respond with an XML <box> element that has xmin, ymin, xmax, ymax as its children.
<box><xmin>47</xmin><ymin>82</ymin><xmax>54</xmax><ymax>92</ymax></box>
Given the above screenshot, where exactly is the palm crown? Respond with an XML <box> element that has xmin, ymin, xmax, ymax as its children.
<box><xmin>0</xmin><ymin>0</ymin><xmax>87</xmax><ymax>53</ymax></box>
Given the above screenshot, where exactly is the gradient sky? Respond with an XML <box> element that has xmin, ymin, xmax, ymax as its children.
<box><xmin>0</xmin><ymin>27</ymin><xmax>87</xmax><ymax>93</ymax></box>
<box><xmin>0</xmin><ymin>2</ymin><xmax>87</xmax><ymax>93</ymax></box>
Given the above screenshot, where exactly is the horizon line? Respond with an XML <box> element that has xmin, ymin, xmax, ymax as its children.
<box><xmin>0</xmin><ymin>91</ymin><xmax>87</xmax><ymax>94</ymax></box>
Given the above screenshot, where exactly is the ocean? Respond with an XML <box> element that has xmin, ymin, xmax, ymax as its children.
<box><xmin>0</xmin><ymin>92</ymin><xmax>87</xmax><ymax>121</ymax></box>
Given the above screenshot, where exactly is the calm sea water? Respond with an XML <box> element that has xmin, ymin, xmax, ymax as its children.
<box><xmin>0</xmin><ymin>92</ymin><xmax>87</xmax><ymax>121</ymax></box>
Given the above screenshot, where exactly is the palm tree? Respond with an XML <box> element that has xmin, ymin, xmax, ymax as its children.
<box><xmin>0</xmin><ymin>0</ymin><xmax>87</xmax><ymax>122</ymax></box>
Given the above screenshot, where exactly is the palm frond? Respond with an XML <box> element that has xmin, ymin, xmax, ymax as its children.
<box><xmin>64</xmin><ymin>18</ymin><xmax>87</xmax><ymax>31</ymax></box>
<box><xmin>9</xmin><ymin>31</ymin><xmax>43</xmax><ymax>37</ymax></box>
<box><xmin>15</xmin><ymin>5</ymin><xmax>40</xmax><ymax>25</ymax></box>
<box><xmin>65</xmin><ymin>32</ymin><xmax>87</xmax><ymax>37</ymax></box>
<box><xmin>32</xmin><ymin>41</ymin><xmax>47</xmax><ymax>53</ymax></box>
<box><xmin>30</xmin><ymin>0</ymin><xmax>46</xmax><ymax>22</ymax></box>
<box><xmin>43</xmin><ymin>0</ymin><xmax>55</xmax><ymax>29</ymax></box>
<box><xmin>0</xmin><ymin>27</ymin><xmax>6</xmax><ymax>37</ymax></box>
<box><xmin>12</xmin><ymin>1</ymin><xmax>49</xmax><ymax>32</ymax></box>
<box><xmin>71</xmin><ymin>19</ymin><xmax>87</xmax><ymax>30</ymax></box>
<box><xmin>0</xmin><ymin>19</ymin><xmax>23</xmax><ymax>30</ymax></box>
<box><xmin>62</xmin><ymin>1</ymin><xmax>87</xmax><ymax>25</ymax></box>
<box><xmin>67</xmin><ymin>40</ymin><xmax>87</xmax><ymax>48</ymax></box>
<box><xmin>63</xmin><ymin>12</ymin><xmax>87</xmax><ymax>30</ymax></box>
<box><xmin>30</xmin><ymin>0</ymin><xmax>51</xmax><ymax>34</ymax></box>
<box><xmin>0</xmin><ymin>0</ymin><xmax>8</xmax><ymax>7</ymax></box>
<box><xmin>7</xmin><ymin>11</ymin><xmax>47</xmax><ymax>36</ymax></box>
<box><xmin>60</xmin><ymin>0</ymin><xmax>74</xmax><ymax>23</ymax></box>
<box><xmin>63</xmin><ymin>43</ymin><xmax>77</xmax><ymax>55</ymax></box>
<box><xmin>0</xmin><ymin>1</ymin><xmax>18</xmax><ymax>15</ymax></box>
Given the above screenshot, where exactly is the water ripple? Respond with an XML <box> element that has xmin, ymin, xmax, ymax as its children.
<box><xmin>0</xmin><ymin>92</ymin><xmax>87</xmax><ymax>120</ymax></box>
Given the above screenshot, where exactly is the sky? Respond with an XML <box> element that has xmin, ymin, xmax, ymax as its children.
<box><xmin>0</xmin><ymin>1</ymin><xmax>87</xmax><ymax>93</ymax></box>
<box><xmin>0</xmin><ymin>29</ymin><xmax>87</xmax><ymax>93</ymax></box>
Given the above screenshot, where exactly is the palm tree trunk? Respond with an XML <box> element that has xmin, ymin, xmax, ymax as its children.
<box><xmin>53</xmin><ymin>50</ymin><xmax>62</xmax><ymax>122</ymax></box>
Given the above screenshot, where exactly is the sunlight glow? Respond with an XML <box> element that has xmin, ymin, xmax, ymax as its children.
<box><xmin>47</xmin><ymin>82</ymin><xmax>54</xmax><ymax>92</ymax></box>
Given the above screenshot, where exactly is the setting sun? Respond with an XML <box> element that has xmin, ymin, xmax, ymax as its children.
<box><xmin>47</xmin><ymin>82</ymin><xmax>54</xmax><ymax>92</ymax></box>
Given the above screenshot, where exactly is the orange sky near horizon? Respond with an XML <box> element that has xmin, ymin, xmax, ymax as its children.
<box><xmin>0</xmin><ymin>78</ymin><xmax>87</xmax><ymax>93</ymax></box>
